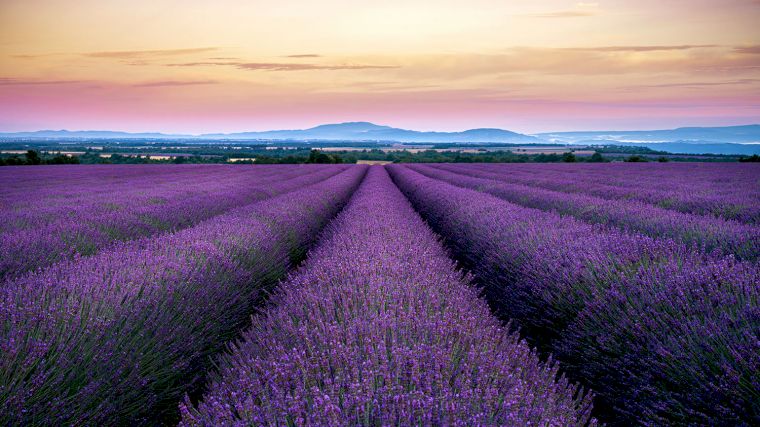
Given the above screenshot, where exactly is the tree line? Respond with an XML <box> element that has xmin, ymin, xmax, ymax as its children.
<box><xmin>0</xmin><ymin>150</ymin><xmax>80</xmax><ymax>166</ymax></box>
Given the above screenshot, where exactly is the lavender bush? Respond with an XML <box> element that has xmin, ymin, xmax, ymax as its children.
<box><xmin>560</xmin><ymin>257</ymin><xmax>760</xmax><ymax>424</ymax></box>
<box><xmin>0</xmin><ymin>165</ymin><xmax>345</xmax><ymax>280</ymax></box>
<box><xmin>181</xmin><ymin>166</ymin><xmax>595</xmax><ymax>426</ymax></box>
<box><xmin>408</xmin><ymin>164</ymin><xmax>760</xmax><ymax>260</ymax></box>
<box><xmin>0</xmin><ymin>166</ymin><xmax>366</xmax><ymax>425</ymax></box>
<box><xmin>435</xmin><ymin>163</ymin><xmax>760</xmax><ymax>224</ymax></box>
<box><xmin>388</xmin><ymin>164</ymin><xmax>759</xmax><ymax>425</ymax></box>
<box><xmin>1</xmin><ymin>164</ymin><xmax>266</xmax><ymax>232</ymax></box>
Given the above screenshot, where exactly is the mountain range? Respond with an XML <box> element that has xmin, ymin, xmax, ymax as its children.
<box><xmin>538</xmin><ymin>125</ymin><xmax>760</xmax><ymax>155</ymax></box>
<box><xmin>0</xmin><ymin>122</ymin><xmax>540</xmax><ymax>143</ymax></box>
<box><xmin>537</xmin><ymin>125</ymin><xmax>760</xmax><ymax>144</ymax></box>
<box><xmin>206</xmin><ymin>122</ymin><xmax>543</xmax><ymax>143</ymax></box>
<box><xmin>1</xmin><ymin>122</ymin><xmax>759</xmax><ymax>155</ymax></box>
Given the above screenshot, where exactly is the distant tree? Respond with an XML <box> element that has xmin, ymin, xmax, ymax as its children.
<box><xmin>280</xmin><ymin>155</ymin><xmax>304</xmax><ymax>164</ymax></box>
<box><xmin>25</xmin><ymin>150</ymin><xmax>41</xmax><ymax>165</ymax></box>
<box><xmin>7</xmin><ymin>156</ymin><xmax>24</xmax><ymax>165</ymax></box>
<box><xmin>562</xmin><ymin>152</ymin><xmax>577</xmax><ymax>163</ymax></box>
<box><xmin>657</xmin><ymin>156</ymin><xmax>670</xmax><ymax>162</ymax></box>
<box><xmin>534</xmin><ymin>153</ymin><xmax>562</xmax><ymax>163</ymax></box>
<box><xmin>308</xmin><ymin>149</ymin><xmax>342</xmax><ymax>164</ymax></box>
<box><xmin>588</xmin><ymin>152</ymin><xmax>606</xmax><ymax>163</ymax></box>
<box><xmin>739</xmin><ymin>154</ymin><xmax>760</xmax><ymax>163</ymax></box>
<box><xmin>46</xmin><ymin>154</ymin><xmax>79</xmax><ymax>164</ymax></box>
<box><xmin>625</xmin><ymin>155</ymin><xmax>647</xmax><ymax>162</ymax></box>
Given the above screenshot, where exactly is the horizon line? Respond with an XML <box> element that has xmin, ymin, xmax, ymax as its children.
<box><xmin>1</xmin><ymin>121</ymin><xmax>759</xmax><ymax>137</ymax></box>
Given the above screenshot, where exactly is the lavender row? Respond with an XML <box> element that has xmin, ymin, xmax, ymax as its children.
<box><xmin>387</xmin><ymin>164</ymin><xmax>759</xmax><ymax>425</ymax></box>
<box><xmin>471</xmin><ymin>162</ymin><xmax>760</xmax><ymax>198</ymax></box>
<box><xmin>0</xmin><ymin>165</ymin><xmax>344</xmax><ymax>280</ymax></box>
<box><xmin>181</xmin><ymin>166</ymin><xmax>595</xmax><ymax>426</ymax></box>
<box><xmin>0</xmin><ymin>164</ymin><xmax>203</xmax><ymax>194</ymax></box>
<box><xmin>0</xmin><ymin>164</ymin><xmax>252</xmax><ymax>212</ymax></box>
<box><xmin>409</xmin><ymin>164</ymin><xmax>759</xmax><ymax>260</ymax></box>
<box><xmin>0</xmin><ymin>165</ymin><xmax>367</xmax><ymax>425</ymax></box>
<box><xmin>0</xmin><ymin>165</ymin><xmax>306</xmax><ymax>233</ymax></box>
<box><xmin>439</xmin><ymin>163</ymin><xmax>760</xmax><ymax>224</ymax></box>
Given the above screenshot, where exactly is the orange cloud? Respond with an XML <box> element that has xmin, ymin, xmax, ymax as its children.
<box><xmin>564</xmin><ymin>45</ymin><xmax>719</xmax><ymax>52</ymax></box>
<box><xmin>166</xmin><ymin>61</ymin><xmax>399</xmax><ymax>71</ymax></box>
<box><xmin>84</xmin><ymin>47</ymin><xmax>218</xmax><ymax>59</ymax></box>
<box><xmin>637</xmin><ymin>79</ymin><xmax>760</xmax><ymax>88</ymax></box>
<box><xmin>734</xmin><ymin>45</ymin><xmax>760</xmax><ymax>54</ymax></box>
<box><xmin>0</xmin><ymin>78</ymin><xmax>85</xmax><ymax>85</ymax></box>
<box><xmin>527</xmin><ymin>11</ymin><xmax>595</xmax><ymax>18</ymax></box>
<box><xmin>132</xmin><ymin>80</ymin><xmax>218</xmax><ymax>88</ymax></box>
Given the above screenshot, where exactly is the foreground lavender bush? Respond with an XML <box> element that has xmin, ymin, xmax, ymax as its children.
<box><xmin>388</xmin><ymin>164</ymin><xmax>759</xmax><ymax>425</ymax></box>
<box><xmin>181</xmin><ymin>167</ymin><xmax>595</xmax><ymax>426</ymax></box>
<box><xmin>0</xmin><ymin>165</ymin><xmax>343</xmax><ymax>280</ymax></box>
<box><xmin>409</xmin><ymin>164</ymin><xmax>760</xmax><ymax>260</ymax></box>
<box><xmin>0</xmin><ymin>166</ymin><xmax>366</xmax><ymax>425</ymax></box>
<box><xmin>560</xmin><ymin>258</ymin><xmax>760</xmax><ymax>424</ymax></box>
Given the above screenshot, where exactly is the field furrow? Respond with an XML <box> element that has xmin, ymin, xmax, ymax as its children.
<box><xmin>0</xmin><ymin>165</ymin><xmax>346</xmax><ymax>280</ymax></box>
<box><xmin>407</xmin><ymin>163</ymin><xmax>760</xmax><ymax>260</ymax></box>
<box><xmin>0</xmin><ymin>165</ymin><xmax>367</xmax><ymax>425</ymax></box>
<box><xmin>434</xmin><ymin>163</ymin><xmax>760</xmax><ymax>224</ymax></box>
<box><xmin>181</xmin><ymin>166</ymin><xmax>595</xmax><ymax>426</ymax></box>
<box><xmin>388</xmin><ymin>164</ymin><xmax>759</xmax><ymax>425</ymax></box>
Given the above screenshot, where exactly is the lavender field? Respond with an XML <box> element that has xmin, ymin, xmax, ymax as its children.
<box><xmin>1</xmin><ymin>163</ymin><xmax>758</xmax><ymax>426</ymax></box>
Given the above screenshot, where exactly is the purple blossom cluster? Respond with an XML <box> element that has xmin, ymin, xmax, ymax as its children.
<box><xmin>387</xmin><ymin>164</ymin><xmax>759</xmax><ymax>425</ymax></box>
<box><xmin>2</xmin><ymin>161</ymin><xmax>756</xmax><ymax>425</ymax></box>
<box><xmin>407</xmin><ymin>164</ymin><xmax>760</xmax><ymax>260</ymax></box>
<box><xmin>0</xmin><ymin>164</ymin><xmax>345</xmax><ymax>280</ymax></box>
<box><xmin>436</xmin><ymin>163</ymin><xmax>760</xmax><ymax>224</ymax></box>
<box><xmin>0</xmin><ymin>165</ymin><xmax>366</xmax><ymax>424</ymax></box>
<box><xmin>180</xmin><ymin>166</ymin><xmax>595</xmax><ymax>426</ymax></box>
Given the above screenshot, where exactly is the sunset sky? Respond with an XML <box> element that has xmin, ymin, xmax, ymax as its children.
<box><xmin>1</xmin><ymin>0</ymin><xmax>759</xmax><ymax>133</ymax></box>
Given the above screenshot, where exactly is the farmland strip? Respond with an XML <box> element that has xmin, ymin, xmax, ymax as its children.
<box><xmin>0</xmin><ymin>164</ymin><xmax>255</xmax><ymax>208</ymax></box>
<box><xmin>408</xmin><ymin>163</ymin><xmax>760</xmax><ymax>260</ymax></box>
<box><xmin>435</xmin><ymin>163</ymin><xmax>760</xmax><ymax>224</ymax></box>
<box><xmin>387</xmin><ymin>164</ymin><xmax>759</xmax><ymax>425</ymax></box>
<box><xmin>181</xmin><ymin>166</ymin><xmax>595</xmax><ymax>426</ymax></box>
<box><xmin>0</xmin><ymin>165</ymin><xmax>346</xmax><ymax>280</ymax></box>
<box><xmin>0</xmin><ymin>165</ymin><xmax>367</xmax><ymax>425</ymax></box>
<box><xmin>0</xmin><ymin>165</ymin><xmax>313</xmax><ymax>232</ymax></box>
<box><xmin>466</xmin><ymin>162</ymin><xmax>760</xmax><ymax>198</ymax></box>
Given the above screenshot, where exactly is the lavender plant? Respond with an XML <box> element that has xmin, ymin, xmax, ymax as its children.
<box><xmin>181</xmin><ymin>166</ymin><xmax>595</xmax><ymax>426</ymax></box>
<box><xmin>388</xmin><ymin>164</ymin><xmax>759</xmax><ymax>425</ymax></box>
<box><xmin>435</xmin><ymin>163</ymin><xmax>760</xmax><ymax>224</ymax></box>
<box><xmin>0</xmin><ymin>166</ymin><xmax>366</xmax><ymax>425</ymax></box>
<box><xmin>408</xmin><ymin>164</ymin><xmax>760</xmax><ymax>260</ymax></box>
<box><xmin>0</xmin><ymin>165</ymin><xmax>345</xmax><ymax>280</ymax></box>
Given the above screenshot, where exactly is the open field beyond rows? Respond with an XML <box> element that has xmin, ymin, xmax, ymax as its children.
<box><xmin>1</xmin><ymin>163</ymin><xmax>758</xmax><ymax>426</ymax></box>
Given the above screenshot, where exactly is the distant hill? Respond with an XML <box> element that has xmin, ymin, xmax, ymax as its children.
<box><xmin>0</xmin><ymin>122</ymin><xmax>539</xmax><ymax>143</ymax></box>
<box><xmin>2</xmin><ymin>123</ymin><xmax>759</xmax><ymax>154</ymax></box>
<box><xmin>0</xmin><ymin>130</ymin><xmax>187</xmax><ymax>139</ymax></box>
<box><xmin>202</xmin><ymin>122</ymin><xmax>541</xmax><ymax>143</ymax></box>
<box><xmin>536</xmin><ymin>125</ymin><xmax>760</xmax><ymax>155</ymax></box>
<box><xmin>537</xmin><ymin>125</ymin><xmax>760</xmax><ymax>144</ymax></box>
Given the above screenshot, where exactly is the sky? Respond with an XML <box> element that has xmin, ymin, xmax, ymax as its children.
<box><xmin>1</xmin><ymin>0</ymin><xmax>759</xmax><ymax>134</ymax></box>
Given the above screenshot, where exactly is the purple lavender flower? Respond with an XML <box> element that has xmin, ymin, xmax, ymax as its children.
<box><xmin>0</xmin><ymin>164</ymin><xmax>347</xmax><ymax>280</ymax></box>
<box><xmin>435</xmin><ymin>162</ymin><xmax>760</xmax><ymax>224</ymax></box>
<box><xmin>181</xmin><ymin>166</ymin><xmax>595</xmax><ymax>426</ymax></box>
<box><xmin>0</xmin><ymin>165</ymin><xmax>366</xmax><ymax>425</ymax></box>
<box><xmin>407</xmin><ymin>163</ymin><xmax>760</xmax><ymax>260</ymax></box>
<box><xmin>387</xmin><ymin>163</ymin><xmax>759</xmax><ymax>425</ymax></box>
